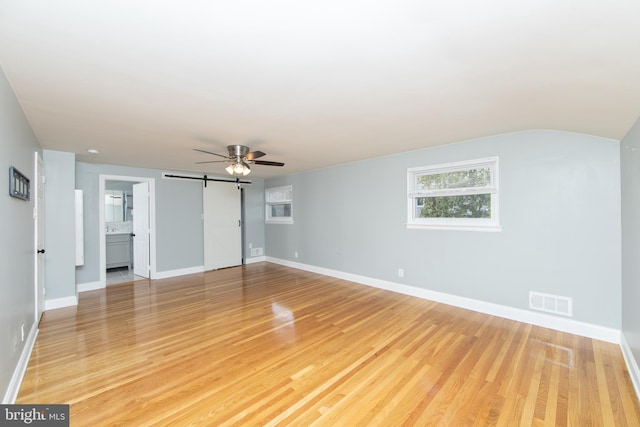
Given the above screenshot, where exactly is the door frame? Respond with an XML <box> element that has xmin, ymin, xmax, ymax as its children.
<box><xmin>99</xmin><ymin>174</ymin><xmax>157</xmax><ymax>286</ymax></box>
<box><xmin>240</xmin><ymin>187</ymin><xmax>245</xmax><ymax>264</ymax></box>
<box><xmin>33</xmin><ymin>151</ymin><xmax>45</xmax><ymax>322</ymax></box>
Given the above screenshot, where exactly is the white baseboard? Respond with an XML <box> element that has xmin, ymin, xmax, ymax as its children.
<box><xmin>621</xmin><ymin>333</ymin><xmax>640</xmax><ymax>401</ymax></box>
<box><xmin>266</xmin><ymin>257</ymin><xmax>621</xmax><ymax>344</ymax></box>
<box><xmin>154</xmin><ymin>265</ymin><xmax>204</xmax><ymax>280</ymax></box>
<box><xmin>2</xmin><ymin>323</ymin><xmax>38</xmax><ymax>404</ymax></box>
<box><xmin>78</xmin><ymin>266</ymin><xmax>206</xmax><ymax>294</ymax></box>
<box><xmin>245</xmin><ymin>256</ymin><xmax>266</xmax><ymax>265</ymax></box>
<box><xmin>44</xmin><ymin>295</ymin><xmax>78</xmax><ymax>311</ymax></box>
<box><xmin>77</xmin><ymin>280</ymin><xmax>104</xmax><ymax>293</ymax></box>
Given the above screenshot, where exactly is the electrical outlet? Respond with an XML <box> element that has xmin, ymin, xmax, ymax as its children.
<box><xmin>398</xmin><ymin>268</ymin><xmax>404</xmax><ymax>278</ymax></box>
<box><xmin>20</xmin><ymin>324</ymin><xmax>25</xmax><ymax>342</ymax></box>
<box><xmin>294</xmin><ymin>251</ymin><xmax>299</xmax><ymax>258</ymax></box>
<box><xmin>250</xmin><ymin>247</ymin><xmax>263</xmax><ymax>257</ymax></box>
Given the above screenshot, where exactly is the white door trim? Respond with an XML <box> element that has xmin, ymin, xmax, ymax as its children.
<box><xmin>33</xmin><ymin>151</ymin><xmax>45</xmax><ymax>322</ymax></box>
<box><xmin>99</xmin><ymin>175</ymin><xmax>157</xmax><ymax>286</ymax></box>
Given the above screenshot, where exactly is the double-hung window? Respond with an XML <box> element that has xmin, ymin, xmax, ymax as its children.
<box><xmin>265</xmin><ymin>185</ymin><xmax>293</xmax><ymax>224</ymax></box>
<box><xmin>407</xmin><ymin>157</ymin><xmax>500</xmax><ymax>231</ymax></box>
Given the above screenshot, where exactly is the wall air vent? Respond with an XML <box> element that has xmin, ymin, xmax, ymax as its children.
<box><xmin>529</xmin><ymin>291</ymin><xmax>573</xmax><ymax>317</ymax></box>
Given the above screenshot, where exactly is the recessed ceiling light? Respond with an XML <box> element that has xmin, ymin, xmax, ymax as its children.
<box><xmin>87</xmin><ymin>149</ymin><xmax>99</xmax><ymax>154</ymax></box>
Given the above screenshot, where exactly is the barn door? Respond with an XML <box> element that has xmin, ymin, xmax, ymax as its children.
<box><xmin>203</xmin><ymin>182</ymin><xmax>242</xmax><ymax>270</ymax></box>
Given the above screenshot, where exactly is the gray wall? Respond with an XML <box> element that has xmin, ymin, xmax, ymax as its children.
<box><xmin>76</xmin><ymin>162</ymin><xmax>266</xmax><ymax>284</ymax></box>
<box><xmin>621</xmin><ymin>117</ymin><xmax>640</xmax><ymax>369</ymax></box>
<box><xmin>75</xmin><ymin>163</ymin><xmax>202</xmax><ymax>283</ymax></box>
<box><xmin>43</xmin><ymin>150</ymin><xmax>76</xmax><ymax>300</ymax></box>
<box><xmin>266</xmin><ymin>130</ymin><xmax>622</xmax><ymax>328</ymax></box>
<box><xmin>0</xmin><ymin>67</ymin><xmax>41</xmax><ymax>400</ymax></box>
<box><xmin>243</xmin><ymin>179</ymin><xmax>266</xmax><ymax>253</ymax></box>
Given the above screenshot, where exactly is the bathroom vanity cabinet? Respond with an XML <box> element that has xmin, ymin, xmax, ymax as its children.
<box><xmin>106</xmin><ymin>233</ymin><xmax>131</xmax><ymax>269</ymax></box>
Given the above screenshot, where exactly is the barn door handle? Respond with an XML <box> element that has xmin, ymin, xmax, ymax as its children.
<box><xmin>37</xmin><ymin>249</ymin><xmax>46</xmax><ymax>254</ymax></box>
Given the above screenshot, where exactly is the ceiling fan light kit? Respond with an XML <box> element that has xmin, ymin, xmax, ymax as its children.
<box><xmin>226</xmin><ymin>161</ymin><xmax>251</xmax><ymax>176</ymax></box>
<box><xmin>194</xmin><ymin>145</ymin><xmax>284</xmax><ymax>176</ymax></box>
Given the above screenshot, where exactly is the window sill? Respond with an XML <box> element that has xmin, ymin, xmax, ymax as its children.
<box><xmin>406</xmin><ymin>223</ymin><xmax>502</xmax><ymax>232</ymax></box>
<box><xmin>266</xmin><ymin>220</ymin><xmax>294</xmax><ymax>225</ymax></box>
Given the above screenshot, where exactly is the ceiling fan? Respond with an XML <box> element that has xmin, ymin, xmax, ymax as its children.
<box><xmin>194</xmin><ymin>145</ymin><xmax>284</xmax><ymax>176</ymax></box>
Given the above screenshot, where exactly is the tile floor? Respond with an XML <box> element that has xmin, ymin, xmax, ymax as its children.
<box><xmin>106</xmin><ymin>267</ymin><xmax>145</xmax><ymax>285</ymax></box>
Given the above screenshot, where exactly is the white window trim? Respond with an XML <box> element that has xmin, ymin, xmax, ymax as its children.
<box><xmin>406</xmin><ymin>157</ymin><xmax>502</xmax><ymax>232</ymax></box>
<box><xmin>265</xmin><ymin>185</ymin><xmax>294</xmax><ymax>224</ymax></box>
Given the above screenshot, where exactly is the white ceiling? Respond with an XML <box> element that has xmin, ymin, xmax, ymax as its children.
<box><xmin>1</xmin><ymin>1</ymin><xmax>639</xmax><ymax>178</ymax></box>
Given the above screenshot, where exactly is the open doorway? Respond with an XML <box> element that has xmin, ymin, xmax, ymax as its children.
<box><xmin>99</xmin><ymin>175</ymin><xmax>156</xmax><ymax>286</ymax></box>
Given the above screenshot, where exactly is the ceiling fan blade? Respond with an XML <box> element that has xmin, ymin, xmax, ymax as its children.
<box><xmin>253</xmin><ymin>160</ymin><xmax>285</xmax><ymax>167</ymax></box>
<box><xmin>245</xmin><ymin>150</ymin><xmax>266</xmax><ymax>160</ymax></box>
<box><xmin>193</xmin><ymin>148</ymin><xmax>229</xmax><ymax>159</ymax></box>
<box><xmin>195</xmin><ymin>160</ymin><xmax>227</xmax><ymax>164</ymax></box>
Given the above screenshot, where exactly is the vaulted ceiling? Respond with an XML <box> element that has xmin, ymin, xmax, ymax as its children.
<box><xmin>1</xmin><ymin>1</ymin><xmax>639</xmax><ymax>178</ymax></box>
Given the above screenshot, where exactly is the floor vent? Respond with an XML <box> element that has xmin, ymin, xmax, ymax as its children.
<box><xmin>529</xmin><ymin>291</ymin><xmax>573</xmax><ymax>317</ymax></box>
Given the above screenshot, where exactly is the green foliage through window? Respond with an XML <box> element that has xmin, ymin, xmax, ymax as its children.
<box><xmin>416</xmin><ymin>168</ymin><xmax>491</xmax><ymax>191</ymax></box>
<box><xmin>416</xmin><ymin>194</ymin><xmax>491</xmax><ymax>218</ymax></box>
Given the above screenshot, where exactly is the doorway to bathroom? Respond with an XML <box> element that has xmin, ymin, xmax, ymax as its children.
<box><xmin>99</xmin><ymin>175</ymin><xmax>157</xmax><ymax>286</ymax></box>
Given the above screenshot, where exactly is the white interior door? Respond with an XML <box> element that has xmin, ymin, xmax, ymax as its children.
<box><xmin>34</xmin><ymin>152</ymin><xmax>45</xmax><ymax>321</ymax></box>
<box><xmin>132</xmin><ymin>182</ymin><xmax>150</xmax><ymax>278</ymax></box>
<box><xmin>203</xmin><ymin>182</ymin><xmax>242</xmax><ymax>270</ymax></box>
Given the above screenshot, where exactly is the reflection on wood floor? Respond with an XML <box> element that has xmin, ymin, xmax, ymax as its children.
<box><xmin>19</xmin><ymin>262</ymin><xmax>640</xmax><ymax>426</ymax></box>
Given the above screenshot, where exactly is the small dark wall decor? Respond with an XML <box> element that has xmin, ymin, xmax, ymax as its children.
<box><xmin>9</xmin><ymin>166</ymin><xmax>30</xmax><ymax>201</ymax></box>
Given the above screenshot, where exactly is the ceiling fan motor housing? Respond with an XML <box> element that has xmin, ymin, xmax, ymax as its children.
<box><xmin>228</xmin><ymin>145</ymin><xmax>250</xmax><ymax>158</ymax></box>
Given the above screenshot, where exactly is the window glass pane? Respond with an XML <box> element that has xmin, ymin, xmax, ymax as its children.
<box><xmin>416</xmin><ymin>194</ymin><xmax>491</xmax><ymax>218</ymax></box>
<box><xmin>416</xmin><ymin>167</ymin><xmax>491</xmax><ymax>191</ymax></box>
<box><xmin>270</xmin><ymin>204</ymin><xmax>291</xmax><ymax>218</ymax></box>
<box><xmin>267</xmin><ymin>188</ymin><xmax>292</xmax><ymax>203</ymax></box>
<box><xmin>266</xmin><ymin>185</ymin><xmax>293</xmax><ymax>223</ymax></box>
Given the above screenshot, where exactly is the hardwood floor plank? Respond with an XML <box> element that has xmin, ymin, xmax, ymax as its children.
<box><xmin>593</xmin><ymin>339</ymin><xmax>616</xmax><ymax>425</ymax></box>
<box><xmin>17</xmin><ymin>262</ymin><xmax>640</xmax><ymax>426</ymax></box>
<box><xmin>543</xmin><ymin>335</ymin><xmax>562</xmax><ymax>426</ymax></box>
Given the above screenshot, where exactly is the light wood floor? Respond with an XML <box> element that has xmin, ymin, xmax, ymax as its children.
<box><xmin>18</xmin><ymin>262</ymin><xmax>640</xmax><ymax>426</ymax></box>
